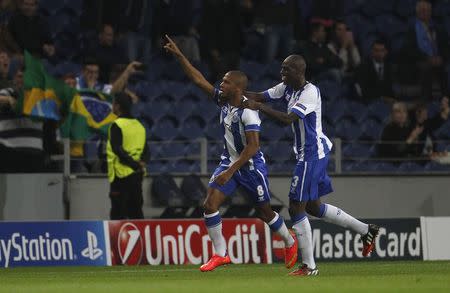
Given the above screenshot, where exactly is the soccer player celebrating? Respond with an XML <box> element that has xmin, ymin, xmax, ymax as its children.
<box><xmin>164</xmin><ymin>36</ymin><xmax>297</xmax><ymax>272</ymax></box>
<box><xmin>243</xmin><ymin>55</ymin><xmax>380</xmax><ymax>276</ymax></box>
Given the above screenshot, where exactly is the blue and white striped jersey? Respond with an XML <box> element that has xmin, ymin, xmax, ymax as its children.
<box><xmin>213</xmin><ymin>89</ymin><xmax>266</xmax><ymax>168</ymax></box>
<box><xmin>263</xmin><ymin>82</ymin><xmax>333</xmax><ymax>161</ymax></box>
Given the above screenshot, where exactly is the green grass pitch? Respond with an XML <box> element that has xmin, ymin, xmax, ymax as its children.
<box><xmin>0</xmin><ymin>261</ymin><xmax>449</xmax><ymax>293</ymax></box>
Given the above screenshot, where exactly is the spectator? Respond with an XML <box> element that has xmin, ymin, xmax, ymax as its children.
<box><xmin>400</xmin><ymin>0</ymin><xmax>449</xmax><ymax>99</ymax></box>
<box><xmin>7</xmin><ymin>0</ymin><xmax>55</xmax><ymax>58</ymax></box>
<box><xmin>327</xmin><ymin>19</ymin><xmax>361</xmax><ymax>75</ymax></box>
<box><xmin>154</xmin><ymin>0</ymin><xmax>202</xmax><ymax>63</ymax></box>
<box><xmin>297</xmin><ymin>22</ymin><xmax>342</xmax><ymax>82</ymax></box>
<box><xmin>0</xmin><ymin>49</ymin><xmax>11</xmax><ymax>88</ymax></box>
<box><xmin>0</xmin><ymin>67</ymin><xmax>46</xmax><ymax>172</ymax></box>
<box><xmin>253</xmin><ymin>0</ymin><xmax>295</xmax><ymax>63</ymax></box>
<box><xmin>201</xmin><ymin>0</ymin><xmax>242</xmax><ymax>82</ymax></box>
<box><xmin>355</xmin><ymin>39</ymin><xmax>394</xmax><ymax>103</ymax></box>
<box><xmin>378</xmin><ymin>102</ymin><xmax>418</xmax><ymax>159</ymax></box>
<box><xmin>117</xmin><ymin>0</ymin><xmax>155</xmax><ymax>64</ymax></box>
<box><xmin>410</xmin><ymin>97</ymin><xmax>449</xmax><ymax>156</ymax></box>
<box><xmin>71</xmin><ymin>59</ymin><xmax>142</xmax><ymax>173</ymax></box>
<box><xmin>85</xmin><ymin>24</ymin><xmax>128</xmax><ymax>84</ymax></box>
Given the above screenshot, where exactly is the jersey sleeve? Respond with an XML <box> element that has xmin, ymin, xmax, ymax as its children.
<box><xmin>262</xmin><ymin>82</ymin><xmax>286</xmax><ymax>101</ymax></box>
<box><xmin>290</xmin><ymin>86</ymin><xmax>319</xmax><ymax>119</ymax></box>
<box><xmin>241</xmin><ymin>108</ymin><xmax>261</xmax><ymax>132</ymax></box>
<box><xmin>212</xmin><ymin>88</ymin><xmax>223</xmax><ymax>106</ymax></box>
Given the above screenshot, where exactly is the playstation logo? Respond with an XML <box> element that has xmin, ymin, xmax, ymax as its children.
<box><xmin>81</xmin><ymin>231</ymin><xmax>103</xmax><ymax>260</ymax></box>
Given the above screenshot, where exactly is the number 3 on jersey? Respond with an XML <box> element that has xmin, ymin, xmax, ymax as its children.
<box><xmin>290</xmin><ymin>176</ymin><xmax>299</xmax><ymax>192</ymax></box>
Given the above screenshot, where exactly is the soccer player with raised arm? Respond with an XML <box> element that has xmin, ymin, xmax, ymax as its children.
<box><xmin>164</xmin><ymin>36</ymin><xmax>297</xmax><ymax>272</ymax></box>
<box><xmin>243</xmin><ymin>55</ymin><xmax>380</xmax><ymax>276</ymax></box>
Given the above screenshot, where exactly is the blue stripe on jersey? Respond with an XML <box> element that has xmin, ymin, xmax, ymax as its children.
<box><xmin>244</xmin><ymin>124</ymin><xmax>260</xmax><ymax>131</ymax></box>
<box><xmin>291</xmin><ymin>107</ymin><xmax>305</xmax><ymax>119</ymax></box>
<box><xmin>304</xmin><ymin>112</ymin><xmax>319</xmax><ymax>161</ymax></box>
<box><xmin>321</xmin><ymin>137</ymin><xmax>330</xmax><ymax>154</ymax></box>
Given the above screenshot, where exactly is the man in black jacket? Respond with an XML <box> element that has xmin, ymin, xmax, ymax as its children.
<box><xmin>355</xmin><ymin>39</ymin><xmax>394</xmax><ymax>103</ymax></box>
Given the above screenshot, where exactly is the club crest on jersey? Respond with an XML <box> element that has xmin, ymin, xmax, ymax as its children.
<box><xmin>232</xmin><ymin>113</ymin><xmax>240</xmax><ymax>123</ymax></box>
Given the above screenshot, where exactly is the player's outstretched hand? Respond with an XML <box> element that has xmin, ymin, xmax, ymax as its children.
<box><xmin>164</xmin><ymin>35</ymin><xmax>183</xmax><ymax>58</ymax></box>
<box><xmin>241</xmin><ymin>99</ymin><xmax>261</xmax><ymax>111</ymax></box>
<box><xmin>214</xmin><ymin>169</ymin><xmax>233</xmax><ymax>186</ymax></box>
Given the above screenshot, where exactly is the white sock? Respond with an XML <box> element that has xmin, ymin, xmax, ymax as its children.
<box><xmin>322</xmin><ymin>204</ymin><xmax>368</xmax><ymax>235</ymax></box>
<box><xmin>292</xmin><ymin>215</ymin><xmax>316</xmax><ymax>269</ymax></box>
<box><xmin>204</xmin><ymin>212</ymin><xmax>227</xmax><ymax>257</ymax></box>
<box><xmin>268</xmin><ymin>212</ymin><xmax>295</xmax><ymax>247</ymax></box>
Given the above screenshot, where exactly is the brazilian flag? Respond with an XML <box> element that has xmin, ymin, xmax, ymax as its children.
<box><xmin>21</xmin><ymin>51</ymin><xmax>117</xmax><ymax>140</ymax></box>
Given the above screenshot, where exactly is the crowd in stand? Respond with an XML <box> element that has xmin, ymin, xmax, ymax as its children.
<box><xmin>0</xmin><ymin>0</ymin><xmax>449</xmax><ymax>173</ymax></box>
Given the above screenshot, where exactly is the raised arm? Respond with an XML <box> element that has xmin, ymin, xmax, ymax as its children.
<box><xmin>244</xmin><ymin>91</ymin><xmax>266</xmax><ymax>102</ymax></box>
<box><xmin>164</xmin><ymin>35</ymin><xmax>215</xmax><ymax>98</ymax></box>
<box><xmin>243</xmin><ymin>100</ymin><xmax>298</xmax><ymax>125</ymax></box>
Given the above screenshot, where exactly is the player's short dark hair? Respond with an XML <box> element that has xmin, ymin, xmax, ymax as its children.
<box><xmin>227</xmin><ymin>71</ymin><xmax>248</xmax><ymax>90</ymax></box>
<box><xmin>114</xmin><ymin>92</ymin><xmax>132</xmax><ymax>115</ymax></box>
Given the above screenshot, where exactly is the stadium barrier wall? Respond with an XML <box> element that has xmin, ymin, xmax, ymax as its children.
<box><xmin>0</xmin><ymin>217</ymin><xmax>448</xmax><ymax>268</ymax></box>
<box><xmin>67</xmin><ymin>175</ymin><xmax>450</xmax><ymax>220</ymax></box>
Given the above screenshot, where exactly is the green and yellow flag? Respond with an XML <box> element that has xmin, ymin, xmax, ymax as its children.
<box><xmin>21</xmin><ymin>51</ymin><xmax>117</xmax><ymax>140</ymax></box>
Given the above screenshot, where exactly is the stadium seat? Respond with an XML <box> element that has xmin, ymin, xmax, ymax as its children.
<box><xmin>433</xmin><ymin>121</ymin><xmax>450</xmax><ymax>139</ymax></box>
<box><xmin>335</xmin><ymin>118</ymin><xmax>362</xmax><ymax>141</ymax></box>
<box><xmin>266</xmin><ymin>141</ymin><xmax>293</xmax><ymax>161</ymax></box>
<box><xmin>205</xmin><ymin>123</ymin><xmax>223</xmax><ymax>140</ymax></box>
<box><xmin>375</xmin><ymin>14</ymin><xmax>407</xmax><ymax>39</ymax></box>
<box><xmin>342</xmin><ymin>0</ymin><xmax>366</xmax><ymax>16</ymax></box>
<box><xmin>361</xmin><ymin>0</ymin><xmax>394</xmax><ymax>17</ymax></box>
<box><xmin>395</xmin><ymin>0</ymin><xmax>417</xmax><ymax>19</ymax></box>
<box><xmin>424</xmin><ymin>161</ymin><xmax>450</xmax><ymax>172</ymax></box>
<box><xmin>175</xmin><ymin>97</ymin><xmax>199</xmax><ymax>122</ymax></box>
<box><xmin>368</xmin><ymin>162</ymin><xmax>397</xmax><ymax>172</ymax></box>
<box><xmin>158</xmin><ymin>142</ymin><xmax>186</xmax><ymax>159</ymax></box>
<box><xmin>152</xmin><ymin>116</ymin><xmax>179</xmax><ymax>140</ymax></box>
<box><xmin>360</xmin><ymin>118</ymin><xmax>383</xmax><ymax>141</ymax></box>
<box><xmin>39</xmin><ymin>0</ymin><xmax>65</xmax><ymax>15</ymax></box>
<box><xmin>64</xmin><ymin>0</ymin><xmax>83</xmax><ymax>16</ymax></box>
<box><xmin>268</xmin><ymin>161</ymin><xmax>292</xmax><ymax>173</ymax></box>
<box><xmin>207</xmin><ymin>142</ymin><xmax>223</xmax><ymax>158</ymax></box>
<box><xmin>367</xmin><ymin>100</ymin><xmax>390</xmax><ymax>123</ymax></box>
<box><xmin>260</xmin><ymin>120</ymin><xmax>285</xmax><ymax>141</ymax></box>
<box><xmin>262</xmin><ymin>61</ymin><xmax>282</xmax><ymax>80</ymax></box>
<box><xmin>316</xmin><ymin>80</ymin><xmax>341</xmax><ymax>102</ymax></box>
<box><xmin>161</xmin><ymin>61</ymin><xmax>188</xmax><ymax>82</ymax></box>
<box><xmin>179</xmin><ymin>116</ymin><xmax>205</xmax><ymax>139</ymax></box>
<box><xmin>148</xmin><ymin>161</ymin><xmax>169</xmax><ymax>173</ymax></box>
<box><xmin>347</xmin><ymin>101</ymin><xmax>369</xmax><ymax>123</ymax></box>
<box><xmin>343</xmin><ymin>143</ymin><xmax>374</xmax><ymax>159</ymax></box>
<box><xmin>183</xmin><ymin>143</ymin><xmax>201</xmax><ymax>159</ymax></box>
<box><xmin>325</xmin><ymin>101</ymin><xmax>346</xmax><ymax>124</ymax></box>
<box><xmin>397</xmin><ymin>162</ymin><xmax>424</xmax><ymax>173</ymax></box>
<box><xmin>240</xmin><ymin>59</ymin><xmax>265</xmax><ymax>81</ymax></box>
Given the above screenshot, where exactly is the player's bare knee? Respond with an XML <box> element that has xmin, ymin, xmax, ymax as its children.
<box><xmin>203</xmin><ymin>199</ymin><xmax>218</xmax><ymax>214</ymax></box>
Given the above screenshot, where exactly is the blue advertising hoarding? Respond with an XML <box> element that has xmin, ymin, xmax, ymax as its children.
<box><xmin>0</xmin><ymin>221</ymin><xmax>109</xmax><ymax>268</ymax></box>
